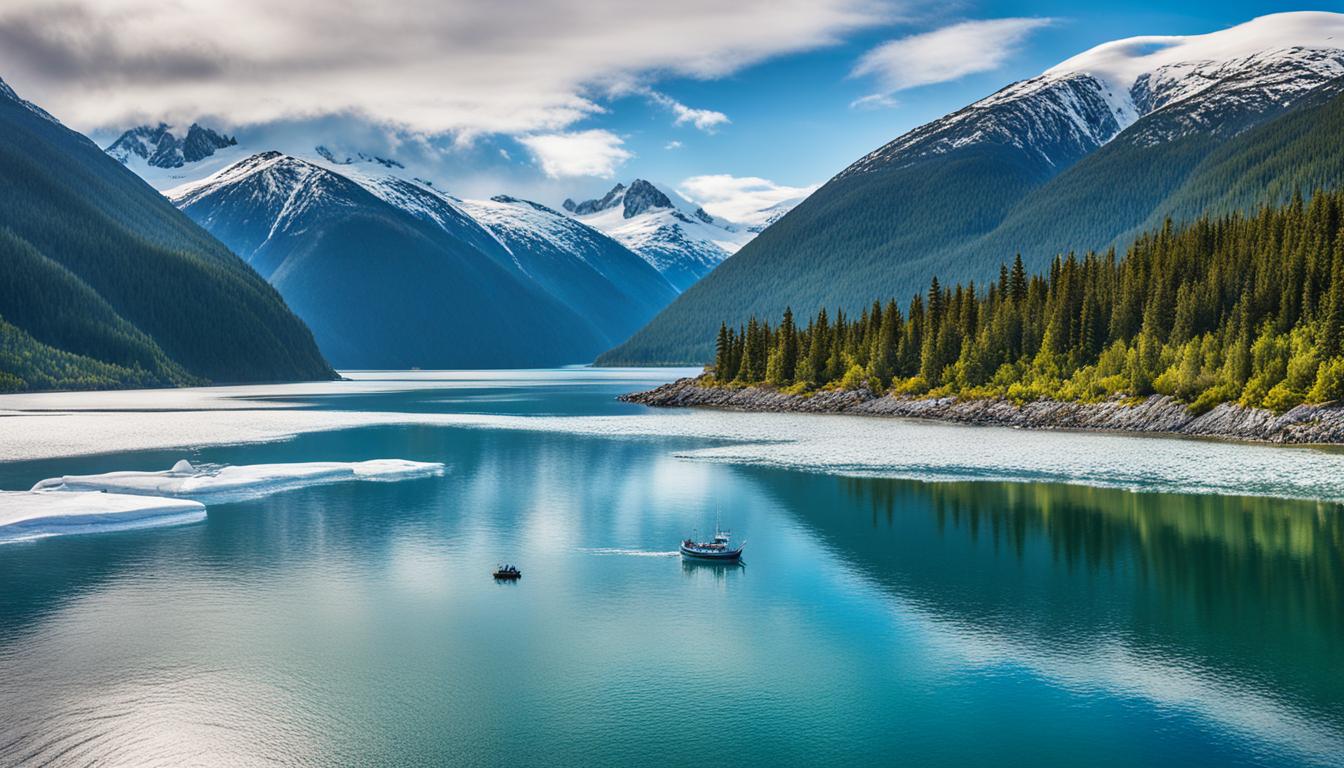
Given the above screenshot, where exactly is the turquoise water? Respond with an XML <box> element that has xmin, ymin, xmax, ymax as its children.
<box><xmin>0</xmin><ymin>370</ymin><xmax>1341</xmax><ymax>766</ymax></box>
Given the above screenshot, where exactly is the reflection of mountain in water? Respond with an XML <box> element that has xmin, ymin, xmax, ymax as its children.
<box><xmin>736</xmin><ymin>466</ymin><xmax>1344</xmax><ymax>728</ymax></box>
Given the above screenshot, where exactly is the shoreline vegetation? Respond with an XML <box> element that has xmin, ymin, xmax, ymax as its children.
<box><xmin>624</xmin><ymin>192</ymin><xmax>1344</xmax><ymax>444</ymax></box>
<box><xmin>620</xmin><ymin>377</ymin><xmax>1344</xmax><ymax>444</ymax></box>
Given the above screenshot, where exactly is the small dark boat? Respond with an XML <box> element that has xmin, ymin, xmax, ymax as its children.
<box><xmin>493</xmin><ymin>564</ymin><xmax>521</xmax><ymax>580</ymax></box>
<box><xmin>680</xmin><ymin>526</ymin><xmax>744</xmax><ymax>561</ymax></box>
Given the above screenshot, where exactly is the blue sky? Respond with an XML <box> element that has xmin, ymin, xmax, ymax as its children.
<box><xmin>551</xmin><ymin>0</ymin><xmax>1343</xmax><ymax>202</ymax></box>
<box><xmin>1</xmin><ymin>0</ymin><xmax>1338</xmax><ymax>213</ymax></box>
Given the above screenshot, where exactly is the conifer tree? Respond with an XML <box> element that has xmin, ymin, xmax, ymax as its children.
<box><xmin>707</xmin><ymin>191</ymin><xmax>1344</xmax><ymax>412</ymax></box>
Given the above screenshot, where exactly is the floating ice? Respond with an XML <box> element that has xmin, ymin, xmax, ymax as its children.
<box><xmin>0</xmin><ymin>491</ymin><xmax>206</xmax><ymax>543</ymax></box>
<box><xmin>31</xmin><ymin>459</ymin><xmax>446</xmax><ymax>502</ymax></box>
<box><xmin>7</xmin><ymin>370</ymin><xmax>1344</xmax><ymax>502</ymax></box>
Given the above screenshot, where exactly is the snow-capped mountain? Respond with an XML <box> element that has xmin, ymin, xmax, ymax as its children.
<box><xmin>455</xmin><ymin>195</ymin><xmax>677</xmax><ymax>339</ymax></box>
<box><xmin>314</xmin><ymin>144</ymin><xmax>404</xmax><ymax>169</ymax></box>
<box><xmin>0</xmin><ymin>76</ymin><xmax>59</xmax><ymax>125</ymax></box>
<box><xmin>743</xmin><ymin>198</ymin><xmax>807</xmax><ymax>234</ymax></box>
<box><xmin>0</xmin><ymin>76</ymin><xmax>333</xmax><ymax>388</ymax></box>
<box><xmin>563</xmin><ymin>179</ymin><xmax>753</xmax><ymax>291</ymax></box>
<box><xmin>106</xmin><ymin>123</ymin><xmax>237</xmax><ymax>168</ymax></box>
<box><xmin>288</xmin><ymin>159</ymin><xmax>678</xmax><ymax>338</ymax></box>
<box><xmin>845</xmin><ymin>12</ymin><xmax>1344</xmax><ymax>178</ymax></box>
<box><xmin>605</xmin><ymin>10</ymin><xmax>1344</xmax><ymax>366</ymax></box>
<box><xmin>101</xmin><ymin>122</ymin><xmax>792</xmax><ymax>299</ymax></box>
<box><xmin>842</xmin><ymin>72</ymin><xmax>1127</xmax><ymax>179</ymax></box>
<box><xmin>166</xmin><ymin>152</ymin><xmax>677</xmax><ymax>366</ymax></box>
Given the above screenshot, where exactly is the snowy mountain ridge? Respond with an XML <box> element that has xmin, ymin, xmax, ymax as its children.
<box><xmin>103</xmin><ymin>116</ymin><xmax>797</xmax><ymax>297</ymax></box>
<box><xmin>0</xmin><ymin>75</ymin><xmax>59</xmax><ymax>125</ymax></box>
<box><xmin>842</xmin><ymin>11</ymin><xmax>1344</xmax><ymax>178</ymax></box>
<box><xmin>107</xmin><ymin>123</ymin><xmax>237</xmax><ymax>169</ymax></box>
<box><xmin>562</xmin><ymin>179</ymin><xmax>758</xmax><ymax>291</ymax></box>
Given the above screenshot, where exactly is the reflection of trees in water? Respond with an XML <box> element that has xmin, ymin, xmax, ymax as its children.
<box><xmin>844</xmin><ymin>475</ymin><xmax>1344</xmax><ymax>602</ymax></box>
<box><xmin>736</xmin><ymin>462</ymin><xmax>1344</xmax><ymax>720</ymax></box>
<box><xmin>739</xmin><ymin>466</ymin><xmax>1344</xmax><ymax>721</ymax></box>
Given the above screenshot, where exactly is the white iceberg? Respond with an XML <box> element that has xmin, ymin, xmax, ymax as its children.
<box><xmin>0</xmin><ymin>491</ymin><xmax>206</xmax><ymax>543</ymax></box>
<box><xmin>31</xmin><ymin>459</ymin><xmax>445</xmax><ymax>502</ymax></box>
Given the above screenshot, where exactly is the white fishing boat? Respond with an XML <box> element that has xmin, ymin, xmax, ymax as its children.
<box><xmin>680</xmin><ymin>526</ymin><xmax>744</xmax><ymax>560</ymax></box>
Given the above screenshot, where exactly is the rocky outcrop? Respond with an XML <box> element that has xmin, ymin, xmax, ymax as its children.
<box><xmin>621</xmin><ymin>377</ymin><xmax>1344</xmax><ymax>444</ymax></box>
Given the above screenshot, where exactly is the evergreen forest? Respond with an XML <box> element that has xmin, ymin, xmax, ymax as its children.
<box><xmin>709</xmin><ymin>191</ymin><xmax>1344</xmax><ymax>413</ymax></box>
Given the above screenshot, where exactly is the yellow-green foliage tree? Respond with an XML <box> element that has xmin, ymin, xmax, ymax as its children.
<box><xmin>710</xmin><ymin>190</ymin><xmax>1344</xmax><ymax>413</ymax></box>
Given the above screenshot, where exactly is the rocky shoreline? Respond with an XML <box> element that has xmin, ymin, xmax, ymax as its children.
<box><xmin>621</xmin><ymin>377</ymin><xmax>1344</xmax><ymax>445</ymax></box>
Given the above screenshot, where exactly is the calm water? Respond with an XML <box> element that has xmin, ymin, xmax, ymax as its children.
<box><xmin>0</xmin><ymin>370</ymin><xmax>1341</xmax><ymax>766</ymax></box>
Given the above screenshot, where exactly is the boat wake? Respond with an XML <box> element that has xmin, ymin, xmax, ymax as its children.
<box><xmin>577</xmin><ymin>547</ymin><xmax>679</xmax><ymax>558</ymax></box>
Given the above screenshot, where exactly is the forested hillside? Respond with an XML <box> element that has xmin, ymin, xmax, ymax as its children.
<box><xmin>959</xmin><ymin>79</ymin><xmax>1344</xmax><ymax>281</ymax></box>
<box><xmin>0</xmin><ymin>77</ymin><xmax>333</xmax><ymax>392</ymax></box>
<box><xmin>707</xmin><ymin>191</ymin><xmax>1344</xmax><ymax>413</ymax></box>
<box><xmin>603</xmin><ymin>64</ymin><xmax>1344</xmax><ymax>366</ymax></box>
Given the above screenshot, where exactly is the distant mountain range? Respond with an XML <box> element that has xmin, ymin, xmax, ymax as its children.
<box><xmin>563</xmin><ymin>180</ymin><xmax>754</xmax><ymax>291</ymax></box>
<box><xmin>603</xmin><ymin>11</ymin><xmax>1344</xmax><ymax>365</ymax></box>
<box><xmin>107</xmin><ymin>123</ymin><xmax>237</xmax><ymax>169</ymax></box>
<box><xmin>0</xmin><ymin>78</ymin><xmax>332</xmax><ymax>391</ymax></box>
<box><xmin>165</xmin><ymin>151</ymin><xmax>676</xmax><ymax>368</ymax></box>
<box><xmin>97</xmin><ymin>124</ymin><xmax>794</xmax><ymax>367</ymax></box>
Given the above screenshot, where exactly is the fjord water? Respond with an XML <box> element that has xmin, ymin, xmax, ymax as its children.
<box><xmin>0</xmin><ymin>371</ymin><xmax>1341</xmax><ymax>766</ymax></box>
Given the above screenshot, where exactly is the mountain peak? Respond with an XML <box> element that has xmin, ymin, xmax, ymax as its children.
<box><xmin>841</xmin><ymin>14</ymin><xmax>1344</xmax><ymax>181</ymax></box>
<box><xmin>0</xmin><ymin>75</ymin><xmax>60</xmax><ymax>124</ymax></box>
<box><xmin>564</xmin><ymin>183</ymin><xmax>626</xmax><ymax>215</ymax></box>
<box><xmin>1048</xmin><ymin>11</ymin><xmax>1344</xmax><ymax>89</ymax></box>
<box><xmin>106</xmin><ymin>122</ymin><xmax>236</xmax><ymax>168</ymax></box>
<box><xmin>313</xmin><ymin>145</ymin><xmax>403</xmax><ymax>169</ymax></box>
<box><xmin>622</xmin><ymin>179</ymin><xmax>673</xmax><ymax>219</ymax></box>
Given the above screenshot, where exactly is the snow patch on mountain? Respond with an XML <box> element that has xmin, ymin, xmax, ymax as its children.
<box><xmin>0</xmin><ymin>76</ymin><xmax>60</xmax><ymax>125</ymax></box>
<box><xmin>1047</xmin><ymin>11</ymin><xmax>1344</xmax><ymax>102</ymax></box>
<box><xmin>167</xmin><ymin>151</ymin><xmax>369</xmax><ymax>267</ymax></box>
<box><xmin>456</xmin><ymin>195</ymin><xmax>606</xmax><ymax>273</ymax></box>
<box><xmin>844</xmin><ymin>72</ymin><xmax>1131</xmax><ymax>177</ymax></box>
<box><xmin>563</xmin><ymin>179</ymin><xmax>754</xmax><ymax>290</ymax></box>
<box><xmin>842</xmin><ymin>11</ymin><xmax>1344</xmax><ymax>179</ymax></box>
<box><xmin>314</xmin><ymin>145</ymin><xmax>405</xmax><ymax>169</ymax></box>
<box><xmin>107</xmin><ymin>123</ymin><xmax>237</xmax><ymax>169</ymax></box>
<box><xmin>744</xmin><ymin>199</ymin><xmax>802</xmax><ymax>233</ymax></box>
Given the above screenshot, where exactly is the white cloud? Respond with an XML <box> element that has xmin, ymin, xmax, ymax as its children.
<box><xmin>849</xmin><ymin>93</ymin><xmax>900</xmax><ymax>110</ymax></box>
<box><xmin>678</xmin><ymin>174</ymin><xmax>819</xmax><ymax>225</ymax></box>
<box><xmin>0</xmin><ymin>0</ymin><xmax>897</xmax><ymax>138</ymax></box>
<box><xmin>646</xmin><ymin>90</ymin><xmax>730</xmax><ymax>132</ymax></box>
<box><xmin>664</xmin><ymin>140</ymin><xmax>683</xmax><ymax>150</ymax></box>
<box><xmin>518</xmin><ymin>130</ymin><xmax>633</xmax><ymax>178</ymax></box>
<box><xmin>852</xmin><ymin>17</ymin><xmax>1054</xmax><ymax>96</ymax></box>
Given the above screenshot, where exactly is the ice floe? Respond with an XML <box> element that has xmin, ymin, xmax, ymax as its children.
<box><xmin>7</xmin><ymin>370</ymin><xmax>1344</xmax><ymax>502</ymax></box>
<box><xmin>31</xmin><ymin>459</ymin><xmax>446</xmax><ymax>502</ymax></box>
<box><xmin>0</xmin><ymin>491</ymin><xmax>206</xmax><ymax>543</ymax></box>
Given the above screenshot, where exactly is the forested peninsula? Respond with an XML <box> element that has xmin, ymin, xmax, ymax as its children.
<box><xmin>625</xmin><ymin>191</ymin><xmax>1344</xmax><ymax>443</ymax></box>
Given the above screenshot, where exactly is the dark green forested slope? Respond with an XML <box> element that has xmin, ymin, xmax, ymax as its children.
<box><xmin>597</xmin><ymin>143</ymin><xmax>1059</xmax><ymax>365</ymax></box>
<box><xmin>709</xmin><ymin>191</ymin><xmax>1344</xmax><ymax>414</ymax></box>
<box><xmin>961</xmin><ymin>80</ymin><xmax>1344</xmax><ymax>280</ymax></box>
<box><xmin>0</xmin><ymin>78</ymin><xmax>334</xmax><ymax>392</ymax></box>
<box><xmin>1136</xmin><ymin>84</ymin><xmax>1344</xmax><ymax>235</ymax></box>
<box><xmin>605</xmin><ymin>82</ymin><xmax>1344</xmax><ymax>365</ymax></box>
<box><xmin>0</xmin><ymin>314</ymin><xmax>172</xmax><ymax>392</ymax></box>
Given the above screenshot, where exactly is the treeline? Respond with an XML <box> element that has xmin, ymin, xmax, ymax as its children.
<box><xmin>711</xmin><ymin>190</ymin><xmax>1344</xmax><ymax>413</ymax></box>
<box><xmin>0</xmin><ymin>316</ymin><xmax>169</xmax><ymax>392</ymax></box>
